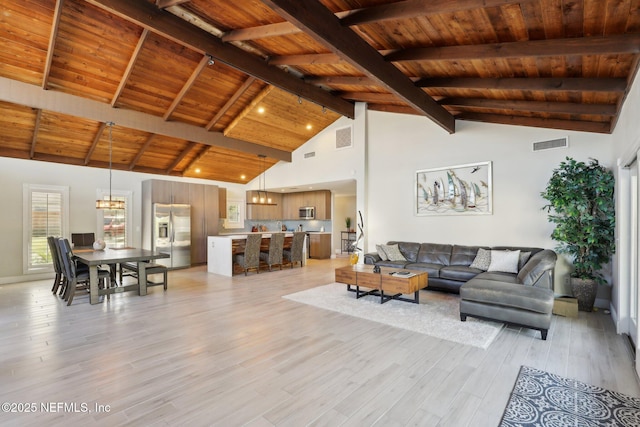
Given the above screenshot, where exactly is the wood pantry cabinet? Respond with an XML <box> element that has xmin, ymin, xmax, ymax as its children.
<box><xmin>142</xmin><ymin>179</ymin><xmax>226</xmax><ymax>266</ymax></box>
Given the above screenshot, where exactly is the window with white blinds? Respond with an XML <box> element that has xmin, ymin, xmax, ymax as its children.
<box><xmin>96</xmin><ymin>190</ymin><xmax>132</xmax><ymax>248</ymax></box>
<box><xmin>23</xmin><ymin>184</ymin><xmax>69</xmax><ymax>273</ymax></box>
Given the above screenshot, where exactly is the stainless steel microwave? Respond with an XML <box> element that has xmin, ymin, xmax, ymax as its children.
<box><xmin>299</xmin><ymin>206</ymin><xmax>315</xmax><ymax>219</ymax></box>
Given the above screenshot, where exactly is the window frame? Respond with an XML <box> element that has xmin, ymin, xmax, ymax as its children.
<box><xmin>22</xmin><ymin>184</ymin><xmax>69</xmax><ymax>274</ymax></box>
<box><xmin>95</xmin><ymin>189</ymin><xmax>133</xmax><ymax>248</ymax></box>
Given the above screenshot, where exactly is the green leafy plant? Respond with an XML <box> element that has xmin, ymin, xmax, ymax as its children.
<box><xmin>345</xmin><ymin>217</ymin><xmax>351</xmax><ymax>230</ymax></box>
<box><xmin>541</xmin><ymin>157</ymin><xmax>616</xmax><ymax>284</ymax></box>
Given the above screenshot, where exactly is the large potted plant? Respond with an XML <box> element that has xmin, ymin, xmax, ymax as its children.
<box><xmin>541</xmin><ymin>157</ymin><xmax>616</xmax><ymax>311</ymax></box>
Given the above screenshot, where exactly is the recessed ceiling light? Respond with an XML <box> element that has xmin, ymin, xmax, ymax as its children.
<box><xmin>257</xmin><ymin>107</ymin><xmax>265</xmax><ymax>114</ymax></box>
<box><xmin>240</xmin><ymin>174</ymin><xmax>246</xmax><ymax>180</ymax></box>
<box><xmin>195</xmin><ymin>168</ymin><xmax>201</xmax><ymax>173</ymax></box>
<box><xmin>306</xmin><ymin>124</ymin><xmax>312</xmax><ymax>130</ymax></box>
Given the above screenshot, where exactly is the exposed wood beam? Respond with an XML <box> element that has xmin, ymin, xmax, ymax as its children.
<box><xmin>84</xmin><ymin>122</ymin><xmax>107</xmax><ymax>166</ymax></box>
<box><xmin>305</xmin><ymin>76</ymin><xmax>377</xmax><ymax>86</ymax></box>
<box><xmin>183</xmin><ymin>145</ymin><xmax>210</xmax><ymax>175</ymax></box>
<box><xmin>386</xmin><ymin>34</ymin><xmax>640</xmax><ymax>62</ymax></box>
<box><xmin>42</xmin><ymin>0</ymin><xmax>64</xmax><ymax>90</ymax></box>
<box><xmin>166</xmin><ymin>141</ymin><xmax>197</xmax><ymax>174</ymax></box>
<box><xmin>206</xmin><ymin>76</ymin><xmax>256</xmax><ymax>131</ymax></box>
<box><xmin>368</xmin><ymin>103</ymin><xmax>421</xmax><ymax>116</ymax></box>
<box><xmin>86</xmin><ymin>0</ymin><xmax>354</xmax><ymax>119</ymax></box>
<box><xmin>341</xmin><ymin>92</ymin><xmax>399</xmax><ymax>103</ymax></box>
<box><xmin>224</xmin><ymin>85</ymin><xmax>275</xmax><ymax>135</ymax></box>
<box><xmin>223</xmin><ymin>0</ymin><xmax>531</xmax><ymax>42</ymax></box>
<box><xmin>30</xmin><ymin>109</ymin><xmax>43</xmax><ymax>159</ymax></box>
<box><xmin>261</xmin><ymin>0</ymin><xmax>455</xmax><ymax>133</ymax></box>
<box><xmin>341</xmin><ymin>0</ymin><xmax>533</xmax><ymax>26</ymax></box>
<box><xmin>416</xmin><ymin>77</ymin><xmax>628</xmax><ymax>93</ymax></box>
<box><xmin>268</xmin><ymin>53</ymin><xmax>346</xmax><ymax>66</ymax></box>
<box><xmin>0</xmin><ymin>77</ymin><xmax>291</xmax><ymax>162</ymax></box>
<box><xmin>112</xmin><ymin>29</ymin><xmax>150</xmax><ymax>107</ymax></box>
<box><xmin>439</xmin><ymin>97</ymin><xmax>618</xmax><ymax>116</ymax></box>
<box><xmin>156</xmin><ymin>0</ymin><xmax>190</xmax><ymax>7</ymax></box>
<box><xmin>128</xmin><ymin>134</ymin><xmax>156</xmax><ymax>171</ymax></box>
<box><xmin>457</xmin><ymin>112</ymin><xmax>612</xmax><ymax>134</ymax></box>
<box><xmin>164</xmin><ymin>55</ymin><xmax>209</xmax><ymax>121</ymax></box>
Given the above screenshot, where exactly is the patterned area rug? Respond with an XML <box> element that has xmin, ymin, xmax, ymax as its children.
<box><xmin>282</xmin><ymin>283</ymin><xmax>503</xmax><ymax>349</ymax></box>
<box><xmin>500</xmin><ymin>366</ymin><xmax>640</xmax><ymax>426</ymax></box>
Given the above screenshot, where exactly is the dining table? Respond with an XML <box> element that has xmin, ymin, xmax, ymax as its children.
<box><xmin>74</xmin><ymin>247</ymin><xmax>170</xmax><ymax>304</ymax></box>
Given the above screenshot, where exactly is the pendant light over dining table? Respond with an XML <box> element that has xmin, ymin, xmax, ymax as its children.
<box><xmin>96</xmin><ymin>122</ymin><xmax>125</xmax><ymax>210</ymax></box>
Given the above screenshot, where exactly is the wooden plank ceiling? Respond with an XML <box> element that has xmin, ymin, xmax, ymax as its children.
<box><xmin>0</xmin><ymin>0</ymin><xmax>638</xmax><ymax>183</ymax></box>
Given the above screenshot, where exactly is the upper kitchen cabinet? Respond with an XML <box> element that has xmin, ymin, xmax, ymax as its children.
<box><xmin>281</xmin><ymin>190</ymin><xmax>331</xmax><ymax>220</ymax></box>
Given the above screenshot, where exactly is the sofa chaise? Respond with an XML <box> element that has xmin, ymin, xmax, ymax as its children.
<box><xmin>364</xmin><ymin>242</ymin><xmax>557</xmax><ymax>340</ymax></box>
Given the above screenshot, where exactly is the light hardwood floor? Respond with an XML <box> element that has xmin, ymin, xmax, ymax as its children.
<box><xmin>1</xmin><ymin>258</ymin><xmax>639</xmax><ymax>426</ymax></box>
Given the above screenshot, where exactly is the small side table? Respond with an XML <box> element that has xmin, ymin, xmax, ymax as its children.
<box><xmin>341</xmin><ymin>231</ymin><xmax>356</xmax><ymax>253</ymax></box>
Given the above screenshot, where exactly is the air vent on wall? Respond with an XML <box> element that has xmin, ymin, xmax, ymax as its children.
<box><xmin>532</xmin><ymin>137</ymin><xmax>568</xmax><ymax>152</ymax></box>
<box><xmin>336</xmin><ymin>126</ymin><xmax>353</xmax><ymax>149</ymax></box>
<box><xmin>304</xmin><ymin>151</ymin><xmax>316</xmax><ymax>158</ymax></box>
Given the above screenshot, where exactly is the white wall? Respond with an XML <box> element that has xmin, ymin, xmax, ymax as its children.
<box><xmin>0</xmin><ymin>157</ymin><xmax>244</xmax><ymax>284</ymax></box>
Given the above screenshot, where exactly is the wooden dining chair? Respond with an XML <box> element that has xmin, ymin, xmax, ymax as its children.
<box><xmin>57</xmin><ymin>238</ymin><xmax>110</xmax><ymax>305</ymax></box>
<box><xmin>47</xmin><ymin>236</ymin><xmax>65</xmax><ymax>294</ymax></box>
<box><xmin>260</xmin><ymin>232</ymin><xmax>285</xmax><ymax>271</ymax></box>
<box><xmin>283</xmin><ymin>232</ymin><xmax>306</xmax><ymax>268</ymax></box>
<box><xmin>235</xmin><ymin>234</ymin><xmax>262</xmax><ymax>275</ymax></box>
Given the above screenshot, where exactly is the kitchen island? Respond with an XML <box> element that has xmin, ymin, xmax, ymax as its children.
<box><xmin>207</xmin><ymin>233</ymin><xmax>304</xmax><ymax>276</ymax></box>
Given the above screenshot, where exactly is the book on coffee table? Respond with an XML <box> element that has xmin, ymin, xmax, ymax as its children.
<box><xmin>390</xmin><ymin>271</ymin><xmax>416</xmax><ymax>278</ymax></box>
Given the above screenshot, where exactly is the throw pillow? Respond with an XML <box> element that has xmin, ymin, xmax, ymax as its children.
<box><xmin>376</xmin><ymin>244</ymin><xmax>389</xmax><ymax>261</ymax></box>
<box><xmin>382</xmin><ymin>244</ymin><xmax>406</xmax><ymax>262</ymax></box>
<box><xmin>518</xmin><ymin>251</ymin><xmax>531</xmax><ymax>270</ymax></box>
<box><xmin>488</xmin><ymin>250</ymin><xmax>521</xmax><ymax>273</ymax></box>
<box><xmin>470</xmin><ymin>248</ymin><xmax>491</xmax><ymax>270</ymax></box>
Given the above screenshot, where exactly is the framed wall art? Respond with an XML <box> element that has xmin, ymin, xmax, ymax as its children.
<box><xmin>415</xmin><ymin>161</ymin><xmax>492</xmax><ymax>216</ymax></box>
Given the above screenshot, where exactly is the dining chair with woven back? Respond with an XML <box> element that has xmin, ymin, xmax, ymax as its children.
<box><xmin>259</xmin><ymin>232</ymin><xmax>285</xmax><ymax>271</ymax></box>
<box><xmin>235</xmin><ymin>233</ymin><xmax>263</xmax><ymax>275</ymax></box>
<box><xmin>283</xmin><ymin>232</ymin><xmax>306</xmax><ymax>268</ymax></box>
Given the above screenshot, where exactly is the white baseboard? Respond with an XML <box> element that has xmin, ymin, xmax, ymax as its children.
<box><xmin>0</xmin><ymin>272</ymin><xmax>52</xmax><ymax>285</ymax></box>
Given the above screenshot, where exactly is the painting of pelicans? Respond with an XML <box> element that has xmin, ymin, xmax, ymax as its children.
<box><xmin>416</xmin><ymin>161</ymin><xmax>492</xmax><ymax>216</ymax></box>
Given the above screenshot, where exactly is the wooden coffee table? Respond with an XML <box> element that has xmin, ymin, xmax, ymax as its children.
<box><xmin>335</xmin><ymin>264</ymin><xmax>428</xmax><ymax>304</ymax></box>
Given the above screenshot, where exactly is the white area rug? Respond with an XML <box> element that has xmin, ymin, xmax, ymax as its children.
<box><xmin>283</xmin><ymin>283</ymin><xmax>503</xmax><ymax>349</ymax></box>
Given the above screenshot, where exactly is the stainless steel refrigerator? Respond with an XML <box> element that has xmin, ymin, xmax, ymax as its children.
<box><xmin>153</xmin><ymin>203</ymin><xmax>191</xmax><ymax>269</ymax></box>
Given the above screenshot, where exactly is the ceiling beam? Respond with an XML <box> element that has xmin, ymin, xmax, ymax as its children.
<box><xmin>0</xmin><ymin>77</ymin><xmax>291</xmax><ymax>162</ymax></box>
<box><xmin>386</xmin><ymin>34</ymin><xmax>640</xmax><ymax>62</ymax></box>
<box><xmin>85</xmin><ymin>0</ymin><xmax>355</xmax><ymax>119</ymax></box>
<box><xmin>341</xmin><ymin>92</ymin><xmax>399</xmax><ymax>103</ymax></box>
<box><xmin>261</xmin><ymin>0</ymin><xmax>455</xmax><ymax>133</ymax></box>
<box><xmin>164</xmin><ymin>55</ymin><xmax>209</xmax><ymax>121</ymax></box>
<box><xmin>156</xmin><ymin>0</ymin><xmax>190</xmax><ymax>7</ymax></box>
<box><xmin>30</xmin><ymin>109</ymin><xmax>43</xmax><ymax>159</ymax></box>
<box><xmin>206</xmin><ymin>76</ymin><xmax>256</xmax><ymax>131</ymax></box>
<box><xmin>305</xmin><ymin>76</ymin><xmax>377</xmax><ymax>86</ymax></box>
<box><xmin>128</xmin><ymin>134</ymin><xmax>156</xmax><ymax>170</ymax></box>
<box><xmin>166</xmin><ymin>141</ymin><xmax>197</xmax><ymax>174</ymax></box>
<box><xmin>439</xmin><ymin>97</ymin><xmax>618</xmax><ymax>116</ymax></box>
<box><xmin>415</xmin><ymin>77</ymin><xmax>628</xmax><ymax>93</ymax></box>
<box><xmin>457</xmin><ymin>112</ymin><xmax>612</xmax><ymax>134</ymax></box>
<box><xmin>84</xmin><ymin>122</ymin><xmax>107</xmax><ymax>166</ymax></box>
<box><xmin>341</xmin><ymin>0</ymin><xmax>533</xmax><ymax>26</ymax></box>
<box><xmin>224</xmin><ymin>85</ymin><xmax>275</xmax><ymax>135</ymax></box>
<box><xmin>42</xmin><ymin>0</ymin><xmax>64</xmax><ymax>90</ymax></box>
<box><xmin>223</xmin><ymin>0</ymin><xmax>531</xmax><ymax>42</ymax></box>
<box><xmin>112</xmin><ymin>28</ymin><xmax>150</xmax><ymax>107</ymax></box>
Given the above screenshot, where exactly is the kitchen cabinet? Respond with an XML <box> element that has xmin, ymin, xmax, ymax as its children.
<box><xmin>309</xmin><ymin>233</ymin><xmax>331</xmax><ymax>259</ymax></box>
<box><xmin>245</xmin><ymin>191</ymin><xmax>283</xmax><ymax>220</ymax></box>
<box><xmin>142</xmin><ymin>179</ymin><xmax>221</xmax><ymax>266</ymax></box>
<box><xmin>218</xmin><ymin>187</ymin><xmax>227</xmax><ymax>218</ymax></box>
<box><xmin>281</xmin><ymin>190</ymin><xmax>331</xmax><ymax>220</ymax></box>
